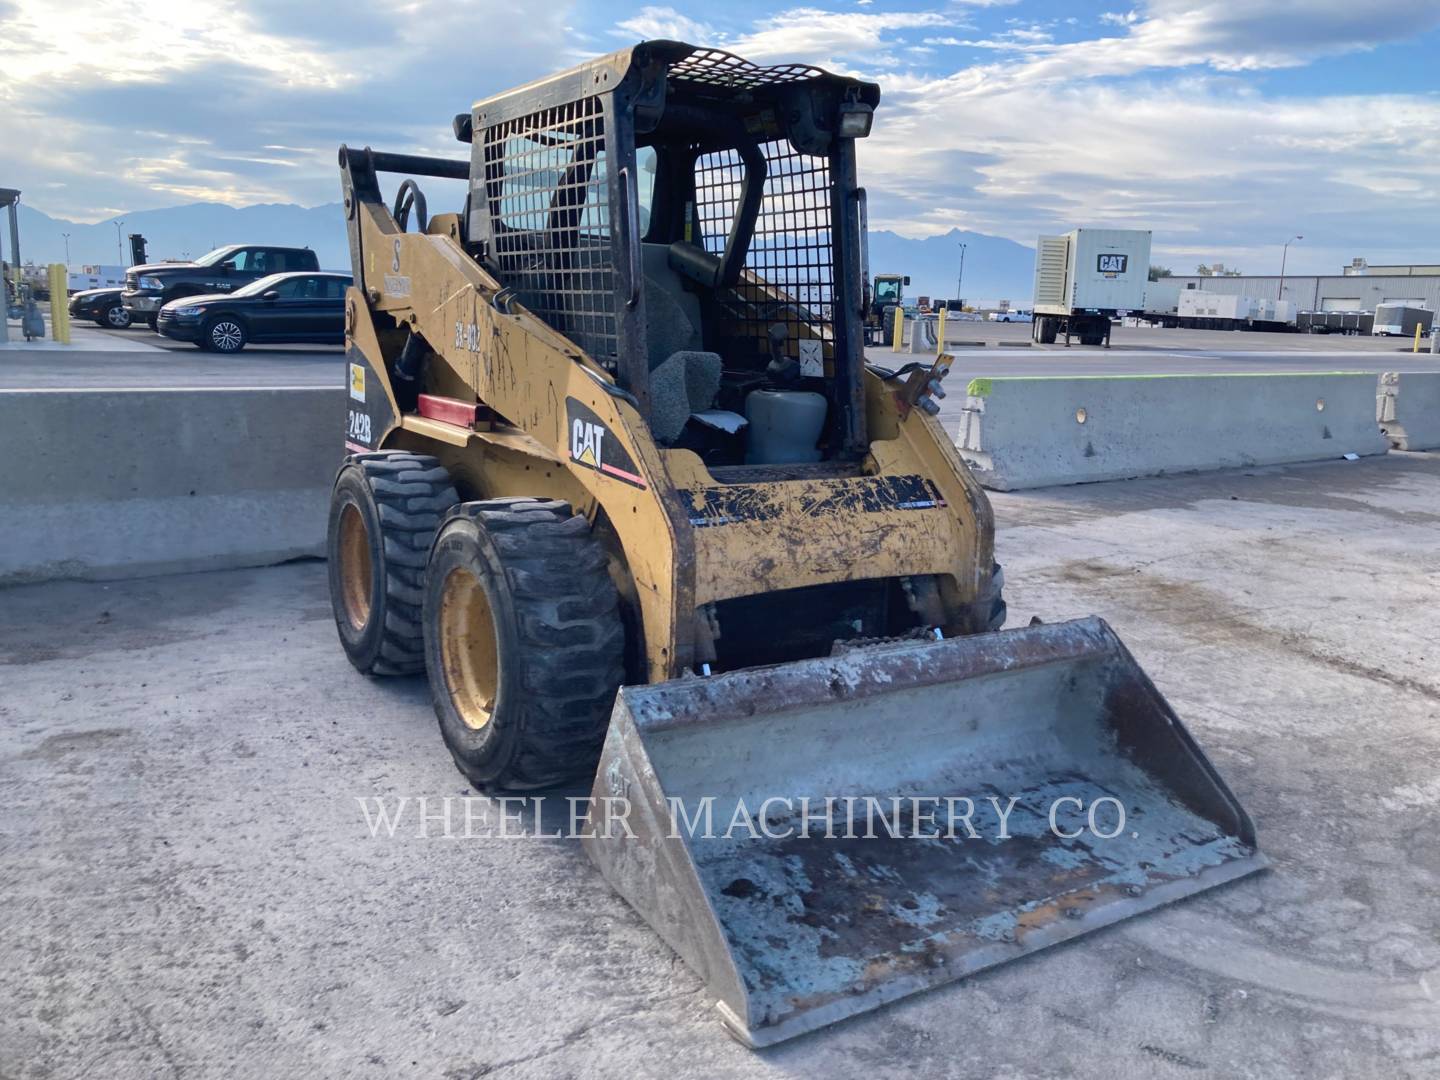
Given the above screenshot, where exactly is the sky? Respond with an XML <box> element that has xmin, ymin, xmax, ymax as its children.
<box><xmin>2</xmin><ymin>0</ymin><xmax>1438</xmax><ymax>275</ymax></box>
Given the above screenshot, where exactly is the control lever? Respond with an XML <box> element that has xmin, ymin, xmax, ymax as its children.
<box><xmin>764</xmin><ymin>322</ymin><xmax>800</xmax><ymax>384</ymax></box>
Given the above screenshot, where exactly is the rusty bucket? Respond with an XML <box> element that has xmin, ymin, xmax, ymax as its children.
<box><xmin>583</xmin><ymin>616</ymin><xmax>1265</xmax><ymax>1047</ymax></box>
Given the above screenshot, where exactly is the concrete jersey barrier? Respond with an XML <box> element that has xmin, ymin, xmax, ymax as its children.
<box><xmin>956</xmin><ymin>373</ymin><xmax>1390</xmax><ymax>491</ymax></box>
<box><xmin>1377</xmin><ymin>372</ymin><xmax>1440</xmax><ymax>452</ymax></box>
<box><xmin>0</xmin><ymin>387</ymin><xmax>344</xmax><ymax>585</ymax></box>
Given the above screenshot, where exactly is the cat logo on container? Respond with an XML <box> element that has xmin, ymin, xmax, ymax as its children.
<box><xmin>349</xmin><ymin>363</ymin><xmax>366</xmax><ymax>402</ymax></box>
<box><xmin>566</xmin><ymin>398</ymin><xmax>646</xmax><ymax>489</ymax></box>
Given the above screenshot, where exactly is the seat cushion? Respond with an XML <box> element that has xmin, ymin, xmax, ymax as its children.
<box><xmin>649</xmin><ymin>350</ymin><xmax>722</xmax><ymax>443</ymax></box>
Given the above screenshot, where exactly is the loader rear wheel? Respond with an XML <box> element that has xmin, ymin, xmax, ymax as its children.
<box><xmin>327</xmin><ymin>452</ymin><xmax>459</xmax><ymax>676</ymax></box>
<box><xmin>424</xmin><ymin>498</ymin><xmax>625</xmax><ymax>792</ymax></box>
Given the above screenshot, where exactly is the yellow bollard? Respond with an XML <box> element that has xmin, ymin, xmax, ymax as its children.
<box><xmin>48</xmin><ymin>264</ymin><xmax>71</xmax><ymax>344</ymax></box>
<box><xmin>936</xmin><ymin>306</ymin><xmax>947</xmax><ymax>355</ymax></box>
<box><xmin>891</xmin><ymin>307</ymin><xmax>904</xmax><ymax>353</ymax></box>
<box><xmin>1414</xmin><ymin>322</ymin><xmax>1423</xmax><ymax>353</ymax></box>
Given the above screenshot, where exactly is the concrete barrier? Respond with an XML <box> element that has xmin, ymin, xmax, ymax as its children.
<box><xmin>956</xmin><ymin>373</ymin><xmax>1390</xmax><ymax>491</ymax></box>
<box><xmin>0</xmin><ymin>387</ymin><xmax>344</xmax><ymax>584</ymax></box>
<box><xmin>1377</xmin><ymin>372</ymin><xmax>1440</xmax><ymax>451</ymax></box>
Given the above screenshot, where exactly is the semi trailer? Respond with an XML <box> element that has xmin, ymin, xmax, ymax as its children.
<box><xmin>1031</xmin><ymin>228</ymin><xmax>1152</xmax><ymax>346</ymax></box>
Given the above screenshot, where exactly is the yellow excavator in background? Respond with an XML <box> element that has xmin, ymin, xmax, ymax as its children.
<box><xmin>327</xmin><ymin>40</ymin><xmax>1265</xmax><ymax>1047</ymax></box>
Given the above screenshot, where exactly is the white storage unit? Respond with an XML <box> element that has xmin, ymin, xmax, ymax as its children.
<box><xmin>1175</xmin><ymin>291</ymin><xmax>1296</xmax><ymax>328</ymax></box>
<box><xmin>1180</xmin><ymin>292</ymin><xmax>1255</xmax><ymax>321</ymax></box>
<box><xmin>1032</xmin><ymin>228</ymin><xmax>1152</xmax><ymax>315</ymax></box>
<box><xmin>1143</xmin><ymin>279</ymin><xmax>1180</xmax><ymax>316</ymax></box>
<box><xmin>1373</xmin><ymin>304</ymin><xmax>1434</xmax><ymax>337</ymax></box>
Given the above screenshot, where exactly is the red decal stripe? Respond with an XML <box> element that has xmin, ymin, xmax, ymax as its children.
<box><xmin>417</xmin><ymin>394</ymin><xmax>479</xmax><ymax>427</ymax></box>
<box><xmin>599</xmin><ymin>462</ymin><xmax>646</xmax><ymax>487</ymax></box>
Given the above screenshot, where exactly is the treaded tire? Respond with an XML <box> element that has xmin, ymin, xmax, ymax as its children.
<box><xmin>424</xmin><ymin>498</ymin><xmax>625</xmax><ymax>792</ymax></box>
<box><xmin>327</xmin><ymin>452</ymin><xmax>459</xmax><ymax>676</ymax></box>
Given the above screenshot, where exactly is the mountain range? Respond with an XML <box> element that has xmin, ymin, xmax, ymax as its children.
<box><xmin>4</xmin><ymin>202</ymin><xmax>1037</xmax><ymax>303</ymax></box>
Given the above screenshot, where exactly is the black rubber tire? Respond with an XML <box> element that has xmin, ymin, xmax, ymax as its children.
<box><xmin>327</xmin><ymin>452</ymin><xmax>460</xmax><ymax>676</ymax></box>
<box><xmin>1037</xmin><ymin>317</ymin><xmax>1058</xmax><ymax>344</ymax></box>
<box><xmin>204</xmin><ymin>315</ymin><xmax>248</xmax><ymax>353</ymax></box>
<box><xmin>99</xmin><ymin>302</ymin><xmax>132</xmax><ymax>329</ymax></box>
<box><xmin>423</xmin><ymin>498</ymin><xmax>625</xmax><ymax>792</ymax></box>
<box><xmin>985</xmin><ymin>562</ymin><xmax>1008</xmax><ymax>632</ymax></box>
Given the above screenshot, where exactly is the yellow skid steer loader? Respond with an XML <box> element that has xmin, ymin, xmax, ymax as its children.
<box><xmin>328</xmin><ymin>41</ymin><xmax>1265</xmax><ymax>1047</ymax></box>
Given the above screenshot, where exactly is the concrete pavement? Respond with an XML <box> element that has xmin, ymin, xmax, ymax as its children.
<box><xmin>3</xmin><ymin>452</ymin><xmax>1438</xmax><ymax>1079</ymax></box>
<box><xmin>0</xmin><ymin>322</ymin><xmax>341</xmax><ymax>389</ymax></box>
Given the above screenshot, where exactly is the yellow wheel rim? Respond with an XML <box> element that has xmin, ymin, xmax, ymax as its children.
<box><xmin>337</xmin><ymin>503</ymin><xmax>373</xmax><ymax>631</ymax></box>
<box><xmin>439</xmin><ymin>566</ymin><xmax>500</xmax><ymax>730</ymax></box>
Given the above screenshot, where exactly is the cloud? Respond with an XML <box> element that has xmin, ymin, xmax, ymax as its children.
<box><xmin>857</xmin><ymin>75</ymin><xmax>1440</xmax><ymax>273</ymax></box>
<box><xmin>2</xmin><ymin>0</ymin><xmax>1439</xmax><ymax>278</ymax></box>
<box><xmin>0</xmin><ymin>0</ymin><xmax>576</xmax><ymax>220</ymax></box>
<box><xmin>615</xmin><ymin>5</ymin><xmax>714</xmax><ymax>41</ymax></box>
<box><xmin>616</xmin><ymin>6</ymin><xmax>960</xmax><ymax>67</ymax></box>
<box><xmin>952</xmin><ymin>0</ymin><xmax>1440</xmax><ymax>89</ymax></box>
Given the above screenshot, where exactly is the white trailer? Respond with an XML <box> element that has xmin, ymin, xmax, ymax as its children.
<box><xmin>1373</xmin><ymin>303</ymin><xmax>1433</xmax><ymax>338</ymax></box>
<box><xmin>1031</xmin><ymin>228</ymin><xmax>1152</xmax><ymax>346</ymax></box>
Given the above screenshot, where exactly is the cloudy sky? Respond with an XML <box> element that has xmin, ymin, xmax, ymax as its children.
<box><xmin>3</xmin><ymin>0</ymin><xmax>1438</xmax><ymax>273</ymax></box>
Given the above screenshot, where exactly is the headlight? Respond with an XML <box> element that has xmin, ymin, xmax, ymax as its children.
<box><xmin>138</xmin><ymin>276</ymin><xmax>164</xmax><ymax>290</ymax></box>
<box><xmin>172</xmin><ymin>306</ymin><xmax>203</xmax><ymax>316</ymax></box>
<box><xmin>837</xmin><ymin>101</ymin><xmax>873</xmax><ymax>139</ymax></box>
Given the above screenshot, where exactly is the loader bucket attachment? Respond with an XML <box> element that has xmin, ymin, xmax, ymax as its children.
<box><xmin>583</xmin><ymin>616</ymin><xmax>1265</xmax><ymax>1047</ymax></box>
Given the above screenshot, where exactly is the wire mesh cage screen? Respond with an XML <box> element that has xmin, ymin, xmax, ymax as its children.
<box><xmin>667</xmin><ymin>47</ymin><xmax>828</xmax><ymax>91</ymax></box>
<box><xmin>694</xmin><ymin>139</ymin><xmax>835</xmax><ymax>364</ymax></box>
<box><xmin>482</xmin><ymin>96</ymin><xmax>618</xmax><ymax>368</ymax></box>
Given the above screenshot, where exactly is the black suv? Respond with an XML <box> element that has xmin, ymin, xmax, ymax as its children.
<box><xmin>122</xmin><ymin>244</ymin><xmax>320</xmax><ymax>328</ymax></box>
<box><xmin>155</xmin><ymin>271</ymin><xmax>352</xmax><ymax>352</ymax></box>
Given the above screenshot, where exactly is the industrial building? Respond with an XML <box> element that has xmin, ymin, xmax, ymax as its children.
<box><xmin>1169</xmin><ymin>260</ymin><xmax>1440</xmax><ymax>312</ymax></box>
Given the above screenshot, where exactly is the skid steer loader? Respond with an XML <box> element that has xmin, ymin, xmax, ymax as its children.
<box><xmin>328</xmin><ymin>41</ymin><xmax>1265</xmax><ymax>1047</ymax></box>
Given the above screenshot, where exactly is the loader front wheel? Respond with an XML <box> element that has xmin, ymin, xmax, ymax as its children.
<box><xmin>424</xmin><ymin>499</ymin><xmax>625</xmax><ymax>792</ymax></box>
<box><xmin>327</xmin><ymin>452</ymin><xmax>460</xmax><ymax>676</ymax></box>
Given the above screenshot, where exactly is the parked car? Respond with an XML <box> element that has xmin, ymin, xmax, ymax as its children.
<box><xmin>155</xmin><ymin>271</ymin><xmax>351</xmax><ymax>352</ymax></box>
<box><xmin>987</xmin><ymin>309</ymin><xmax>1033</xmax><ymax>323</ymax></box>
<box><xmin>123</xmin><ymin>244</ymin><xmax>321</xmax><ymax>329</ymax></box>
<box><xmin>69</xmin><ymin>287</ymin><xmax>134</xmax><ymax>328</ymax></box>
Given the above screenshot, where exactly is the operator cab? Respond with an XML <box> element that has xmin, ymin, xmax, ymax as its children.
<box><xmin>461</xmin><ymin>42</ymin><xmax>881</xmax><ymax>469</ymax></box>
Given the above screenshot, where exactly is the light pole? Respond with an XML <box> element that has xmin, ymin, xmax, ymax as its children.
<box><xmin>114</xmin><ymin>220</ymin><xmax>125</xmax><ymax>267</ymax></box>
<box><xmin>956</xmin><ymin>242</ymin><xmax>967</xmax><ymax>307</ymax></box>
<box><xmin>1278</xmin><ymin>235</ymin><xmax>1302</xmax><ymax>300</ymax></box>
<box><xmin>62</xmin><ymin>232</ymin><xmax>70</xmax><ymax>267</ymax></box>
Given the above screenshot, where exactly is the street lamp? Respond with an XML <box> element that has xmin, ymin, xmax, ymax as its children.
<box><xmin>956</xmin><ymin>242</ymin><xmax>967</xmax><ymax>307</ymax></box>
<box><xmin>1278</xmin><ymin>235</ymin><xmax>1302</xmax><ymax>300</ymax></box>
<box><xmin>62</xmin><ymin>232</ymin><xmax>70</xmax><ymax>267</ymax></box>
<box><xmin>114</xmin><ymin>220</ymin><xmax>125</xmax><ymax>267</ymax></box>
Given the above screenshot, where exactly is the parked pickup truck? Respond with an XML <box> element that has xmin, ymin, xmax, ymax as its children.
<box><xmin>122</xmin><ymin>244</ymin><xmax>320</xmax><ymax>328</ymax></box>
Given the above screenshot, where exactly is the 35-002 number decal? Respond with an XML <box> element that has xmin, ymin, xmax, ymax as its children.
<box><xmin>455</xmin><ymin>320</ymin><xmax>481</xmax><ymax>352</ymax></box>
